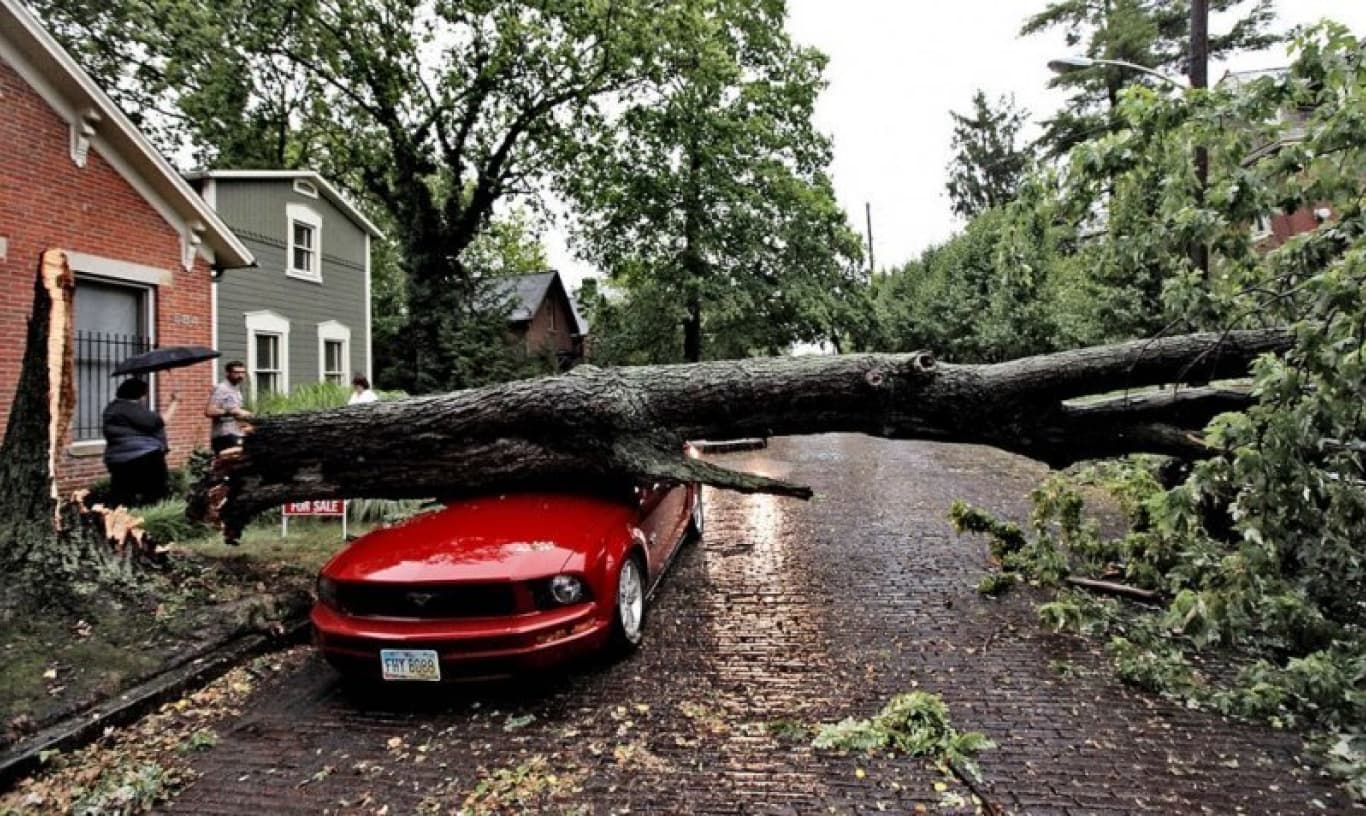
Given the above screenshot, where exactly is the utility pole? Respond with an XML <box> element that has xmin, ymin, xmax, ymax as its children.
<box><xmin>864</xmin><ymin>202</ymin><xmax>875</xmax><ymax>275</ymax></box>
<box><xmin>1191</xmin><ymin>0</ymin><xmax>1209</xmax><ymax>275</ymax></box>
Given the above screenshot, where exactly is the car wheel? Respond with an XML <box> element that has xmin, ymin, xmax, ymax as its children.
<box><xmin>688</xmin><ymin>488</ymin><xmax>704</xmax><ymax>540</ymax></box>
<box><xmin>610</xmin><ymin>553</ymin><xmax>647</xmax><ymax>654</ymax></box>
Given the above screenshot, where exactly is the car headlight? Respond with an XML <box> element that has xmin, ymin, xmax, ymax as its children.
<box><xmin>316</xmin><ymin>575</ymin><xmax>340</xmax><ymax>609</ymax></box>
<box><xmin>549</xmin><ymin>574</ymin><xmax>585</xmax><ymax>605</ymax></box>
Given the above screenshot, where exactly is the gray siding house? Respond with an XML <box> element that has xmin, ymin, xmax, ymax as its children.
<box><xmin>186</xmin><ymin>171</ymin><xmax>382</xmax><ymax>399</ymax></box>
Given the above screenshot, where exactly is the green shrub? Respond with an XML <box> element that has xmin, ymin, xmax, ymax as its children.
<box><xmin>346</xmin><ymin>498</ymin><xmax>430</xmax><ymax>525</ymax></box>
<box><xmin>251</xmin><ymin>382</ymin><xmax>352</xmax><ymax>415</ymax></box>
<box><xmin>137</xmin><ymin>499</ymin><xmax>211</xmax><ymax>544</ymax></box>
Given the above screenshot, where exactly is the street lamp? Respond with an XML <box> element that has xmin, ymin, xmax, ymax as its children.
<box><xmin>1048</xmin><ymin>53</ymin><xmax>1208</xmax><ymax>276</ymax></box>
<box><xmin>1047</xmin><ymin>56</ymin><xmax>1186</xmax><ymax>89</ymax></box>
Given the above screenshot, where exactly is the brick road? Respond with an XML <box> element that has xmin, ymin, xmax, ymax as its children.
<box><xmin>165</xmin><ymin>435</ymin><xmax>1353</xmax><ymax>815</ymax></box>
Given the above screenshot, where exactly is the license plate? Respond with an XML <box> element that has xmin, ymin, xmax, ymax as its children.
<box><xmin>380</xmin><ymin>649</ymin><xmax>441</xmax><ymax>682</ymax></box>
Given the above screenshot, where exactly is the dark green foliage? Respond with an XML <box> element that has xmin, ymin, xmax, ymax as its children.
<box><xmin>1021</xmin><ymin>0</ymin><xmax>1281</xmax><ymax>155</ymax></box>
<box><xmin>564</xmin><ymin>0</ymin><xmax>865</xmax><ymax>363</ymax></box>
<box><xmin>976</xmin><ymin>571</ymin><xmax>1017</xmax><ymax>596</ymax></box>
<box><xmin>946</xmin><ymin>91</ymin><xmax>1034</xmax><ymax>219</ymax></box>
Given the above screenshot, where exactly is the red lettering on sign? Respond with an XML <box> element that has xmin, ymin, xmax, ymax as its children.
<box><xmin>283</xmin><ymin>500</ymin><xmax>346</xmax><ymax>516</ymax></box>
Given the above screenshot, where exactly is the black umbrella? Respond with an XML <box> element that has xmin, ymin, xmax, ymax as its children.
<box><xmin>112</xmin><ymin>345</ymin><xmax>221</xmax><ymax>376</ymax></box>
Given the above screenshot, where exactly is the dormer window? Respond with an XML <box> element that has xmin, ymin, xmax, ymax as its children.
<box><xmin>293</xmin><ymin>178</ymin><xmax>319</xmax><ymax>198</ymax></box>
<box><xmin>286</xmin><ymin>203</ymin><xmax>322</xmax><ymax>282</ymax></box>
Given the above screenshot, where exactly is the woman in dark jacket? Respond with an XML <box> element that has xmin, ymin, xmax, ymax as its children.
<box><xmin>102</xmin><ymin>378</ymin><xmax>179</xmax><ymax>507</ymax></box>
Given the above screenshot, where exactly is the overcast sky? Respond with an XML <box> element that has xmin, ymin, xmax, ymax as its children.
<box><xmin>549</xmin><ymin>1</ymin><xmax>1366</xmax><ymax>289</ymax></box>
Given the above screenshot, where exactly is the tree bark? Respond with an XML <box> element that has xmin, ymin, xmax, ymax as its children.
<box><xmin>0</xmin><ymin>251</ymin><xmax>155</xmax><ymax>603</ymax></box>
<box><xmin>0</xmin><ymin>250</ymin><xmax>75</xmax><ymax>556</ymax></box>
<box><xmin>192</xmin><ymin>328</ymin><xmax>1291</xmax><ymax>540</ymax></box>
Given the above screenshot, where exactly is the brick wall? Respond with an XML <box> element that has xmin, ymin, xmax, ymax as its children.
<box><xmin>522</xmin><ymin>298</ymin><xmax>576</xmax><ymax>356</ymax></box>
<box><xmin>0</xmin><ymin>57</ymin><xmax>214</xmax><ymax>493</ymax></box>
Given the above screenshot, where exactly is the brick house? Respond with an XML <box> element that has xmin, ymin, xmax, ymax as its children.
<box><xmin>493</xmin><ymin>271</ymin><xmax>588</xmax><ymax>369</ymax></box>
<box><xmin>0</xmin><ymin>0</ymin><xmax>254</xmax><ymax>491</ymax></box>
<box><xmin>1222</xmin><ymin>68</ymin><xmax>1334</xmax><ymax>249</ymax></box>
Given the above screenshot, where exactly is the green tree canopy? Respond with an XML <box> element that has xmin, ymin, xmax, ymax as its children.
<box><xmin>1021</xmin><ymin>0</ymin><xmax>1280</xmax><ymax>155</ymax></box>
<box><xmin>945</xmin><ymin>91</ymin><xmax>1034</xmax><ymax>219</ymax></box>
<box><xmin>562</xmin><ymin>0</ymin><xmax>865</xmax><ymax>362</ymax></box>
<box><xmin>33</xmin><ymin>0</ymin><xmax>692</xmax><ymax>391</ymax></box>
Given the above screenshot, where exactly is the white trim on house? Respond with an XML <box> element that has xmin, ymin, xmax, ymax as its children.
<box><xmin>0</xmin><ymin>0</ymin><xmax>253</xmax><ymax>269</ymax></box>
<box><xmin>69</xmin><ymin>265</ymin><xmax>158</xmax><ymax>447</ymax></box>
<box><xmin>317</xmin><ymin>320</ymin><xmax>351</xmax><ymax>384</ymax></box>
<box><xmin>364</xmin><ymin>233</ymin><xmax>372</xmax><ymax>379</ymax></box>
<box><xmin>244</xmin><ymin>310</ymin><xmax>290</xmax><ymax>398</ymax></box>
<box><xmin>183</xmin><ymin>170</ymin><xmax>385</xmax><ymax>239</ymax></box>
<box><xmin>293</xmin><ymin>178</ymin><xmax>319</xmax><ymax>198</ymax></box>
<box><xmin>285</xmin><ymin>202</ymin><xmax>322</xmax><ymax>283</ymax></box>
<box><xmin>210</xmin><ymin>277</ymin><xmax>218</xmax><ymax>350</ymax></box>
<box><xmin>66</xmin><ymin>251</ymin><xmax>171</xmax><ymax>287</ymax></box>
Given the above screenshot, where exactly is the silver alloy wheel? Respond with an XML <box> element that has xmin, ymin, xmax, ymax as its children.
<box><xmin>617</xmin><ymin>557</ymin><xmax>645</xmax><ymax>644</ymax></box>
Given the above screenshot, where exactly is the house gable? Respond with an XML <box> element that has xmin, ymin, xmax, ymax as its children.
<box><xmin>0</xmin><ymin>0</ymin><xmax>251</xmax><ymax>270</ymax></box>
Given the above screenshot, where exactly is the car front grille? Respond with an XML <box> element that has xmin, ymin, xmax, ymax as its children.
<box><xmin>335</xmin><ymin>583</ymin><xmax>519</xmax><ymax>619</ymax></box>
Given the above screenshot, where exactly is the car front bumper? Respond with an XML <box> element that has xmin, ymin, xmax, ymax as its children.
<box><xmin>310</xmin><ymin>601</ymin><xmax>611</xmax><ymax>681</ymax></box>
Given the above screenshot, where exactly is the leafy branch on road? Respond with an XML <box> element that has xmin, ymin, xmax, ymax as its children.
<box><xmin>812</xmin><ymin>691</ymin><xmax>995</xmax><ymax>779</ymax></box>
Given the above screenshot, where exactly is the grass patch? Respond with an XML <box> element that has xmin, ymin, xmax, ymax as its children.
<box><xmin>0</xmin><ymin>616</ymin><xmax>161</xmax><ymax>730</ymax></box>
<box><xmin>1</xmin><ymin>516</ymin><xmax>359</xmax><ymax>745</ymax></box>
<box><xmin>183</xmin><ymin>516</ymin><xmax>360</xmax><ymax>575</ymax></box>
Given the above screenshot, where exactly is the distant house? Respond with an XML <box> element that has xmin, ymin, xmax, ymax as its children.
<box><xmin>492</xmin><ymin>271</ymin><xmax>588</xmax><ymax>369</ymax></box>
<box><xmin>185</xmin><ymin>171</ymin><xmax>383</xmax><ymax>399</ymax></box>
<box><xmin>1221</xmin><ymin>68</ymin><xmax>1333</xmax><ymax>249</ymax></box>
<box><xmin>0</xmin><ymin>0</ymin><xmax>253</xmax><ymax>490</ymax></box>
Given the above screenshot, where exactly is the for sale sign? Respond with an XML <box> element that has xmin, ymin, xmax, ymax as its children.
<box><xmin>283</xmin><ymin>499</ymin><xmax>346</xmax><ymax>516</ymax></box>
<box><xmin>281</xmin><ymin>498</ymin><xmax>349</xmax><ymax>540</ymax></box>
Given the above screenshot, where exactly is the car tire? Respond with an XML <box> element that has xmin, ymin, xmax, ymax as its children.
<box><xmin>609</xmin><ymin>553</ymin><xmax>647</xmax><ymax>655</ymax></box>
<box><xmin>687</xmin><ymin>488</ymin><xmax>704</xmax><ymax>540</ymax></box>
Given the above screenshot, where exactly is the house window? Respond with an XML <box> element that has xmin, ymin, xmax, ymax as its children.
<box><xmin>293</xmin><ymin>178</ymin><xmax>319</xmax><ymax>198</ymax></box>
<box><xmin>286</xmin><ymin>203</ymin><xmax>322</xmax><ymax>282</ymax></box>
<box><xmin>254</xmin><ymin>333</ymin><xmax>284</xmax><ymax>395</ymax></box>
<box><xmin>323</xmin><ymin>341</ymin><xmax>345</xmax><ymax>384</ymax></box>
<box><xmin>292</xmin><ymin>222</ymin><xmax>315</xmax><ymax>273</ymax></box>
<box><xmin>245</xmin><ymin>311</ymin><xmax>290</xmax><ymax>398</ymax></box>
<box><xmin>73</xmin><ymin>278</ymin><xmax>152</xmax><ymax>441</ymax></box>
<box><xmin>317</xmin><ymin>320</ymin><xmax>351</xmax><ymax>385</ymax></box>
<box><xmin>1252</xmin><ymin>212</ymin><xmax>1273</xmax><ymax>240</ymax></box>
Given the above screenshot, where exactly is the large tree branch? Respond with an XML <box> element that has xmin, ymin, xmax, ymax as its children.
<box><xmin>191</xmin><ymin>329</ymin><xmax>1292</xmax><ymax>539</ymax></box>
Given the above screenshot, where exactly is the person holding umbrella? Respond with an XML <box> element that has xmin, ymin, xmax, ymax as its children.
<box><xmin>102</xmin><ymin>378</ymin><xmax>177</xmax><ymax>507</ymax></box>
<box><xmin>104</xmin><ymin>344</ymin><xmax>221</xmax><ymax>507</ymax></box>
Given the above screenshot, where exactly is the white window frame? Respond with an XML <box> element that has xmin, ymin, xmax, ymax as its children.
<box><xmin>317</xmin><ymin>320</ymin><xmax>351</xmax><ymax>385</ymax></box>
<box><xmin>292</xmin><ymin>178</ymin><xmax>319</xmax><ymax>198</ymax></box>
<box><xmin>286</xmin><ymin>203</ymin><xmax>322</xmax><ymax>283</ymax></box>
<box><xmin>1251</xmin><ymin>212</ymin><xmax>1274</xmax><ymax>241</ymax></box>
<box><xmin>245</xmin><ymin>310</ymin><xmax>290</xmax><ymax>398</ymax></box>
<box><xmin>68</xmin><ymin>254</ymin><xmax>161</xmax><ymax>453</ymax></box>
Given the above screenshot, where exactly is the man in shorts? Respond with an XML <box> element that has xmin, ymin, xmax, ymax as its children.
<box><xmin>205</xmin><ymin>360</ymin><xmax>252</xmax><ymax>453</ymax></box>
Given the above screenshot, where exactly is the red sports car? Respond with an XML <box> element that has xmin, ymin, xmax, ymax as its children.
<box><xmin>311</xmin><ymin>479</ymin><xmax>703</xmax><ymax>682</ymax></box>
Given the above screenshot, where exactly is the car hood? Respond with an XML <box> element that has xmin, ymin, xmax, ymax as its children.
<box><xmin>322</xmin><ymin>492</ymin><xmax>636</xmax><ymax>584</ymax></box>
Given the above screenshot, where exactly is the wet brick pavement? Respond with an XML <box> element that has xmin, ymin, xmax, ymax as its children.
<box><xmin>164</xmin><ymin>435</ymin><xmax>1354</xmax><ymax>815</ymax></box>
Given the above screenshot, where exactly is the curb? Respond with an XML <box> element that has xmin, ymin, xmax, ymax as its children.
<box><xmin>0</xmin><ymin>617</ymin><xmax>310</xmax><ymax>792</ymax></box>
<box><xmin>691</xmin><ymin>438</ymin><xmax>768</xmax><ymax>453</ymax></box>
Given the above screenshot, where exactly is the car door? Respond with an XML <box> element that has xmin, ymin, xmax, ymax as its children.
<box><xmin>637</xmin><ymin>482</ymin><xmax>689</xmax><ymax>582</ymax></box>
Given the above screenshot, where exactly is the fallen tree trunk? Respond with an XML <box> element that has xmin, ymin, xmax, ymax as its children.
<box><xmin>193</xmin><ymin>329</ymin><xmax>1291</xmax><ymax>540</ymax></box>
